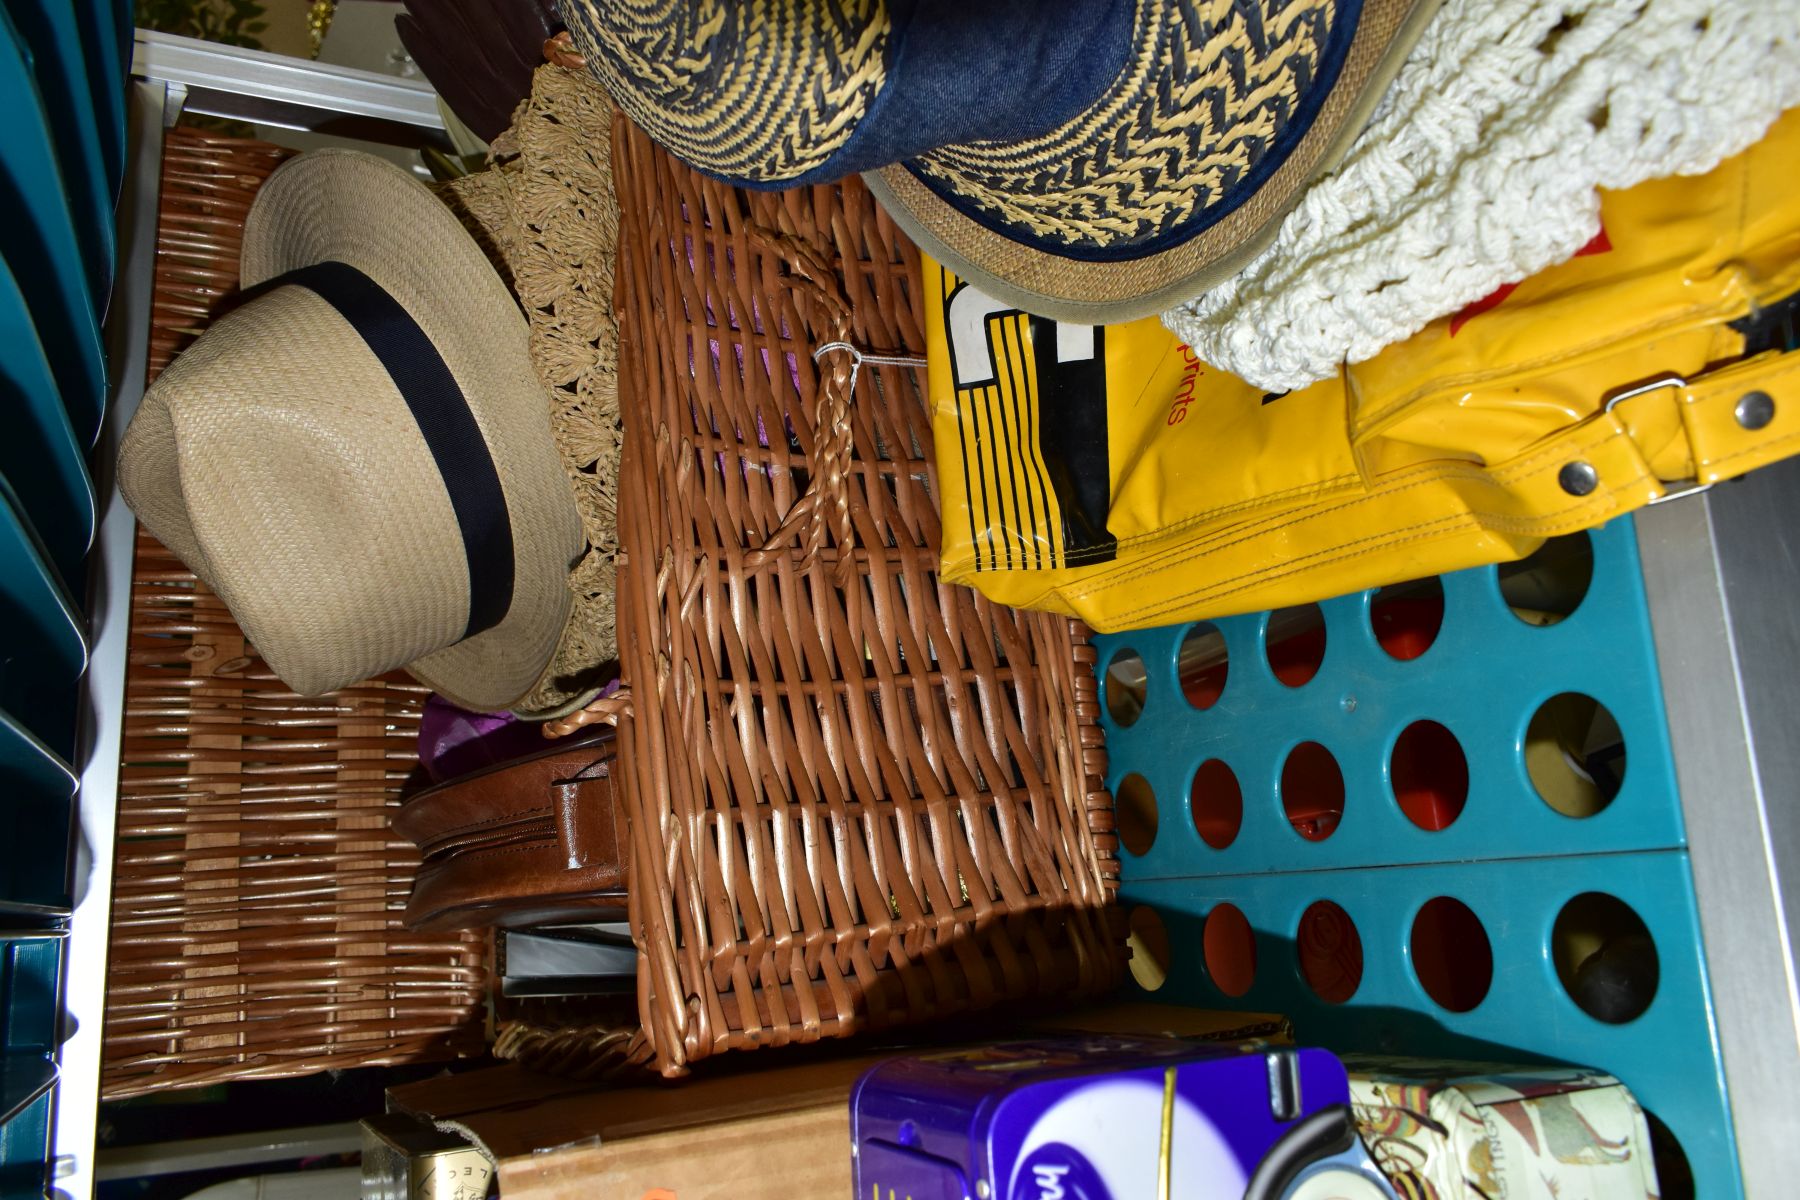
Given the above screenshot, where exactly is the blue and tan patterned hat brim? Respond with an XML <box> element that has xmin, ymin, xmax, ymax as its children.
<box><xmin>567</xmin><ymin>0</ymin><xmax>1442</xmax><ymax>325</ymax></box>
<box><xmin>873</xmin><ymin>0</ymin><xmax>1442</xmax><ymax>323</ymax></box>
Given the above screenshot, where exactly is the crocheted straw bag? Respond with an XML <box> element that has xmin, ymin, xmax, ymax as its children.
<box><xmin>540</xmin><ymin>95</ymin><xmax>1124</xmax><ymax>1077</ymax></box>
<box><xmin>443</xmin><ymin>64</ymin><xmax>623</xmax><ymax>719</ymax></box>
<box><xmin>1164</xmin><ymin>0</ymin><xmax>1800</xmax><ymax>392</ymax></box>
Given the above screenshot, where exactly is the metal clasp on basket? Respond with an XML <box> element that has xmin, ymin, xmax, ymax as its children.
<box><xmin>1604</xmin><ymin>374</ymin><xmax>1714</xmax><ymax>507</ymax></box>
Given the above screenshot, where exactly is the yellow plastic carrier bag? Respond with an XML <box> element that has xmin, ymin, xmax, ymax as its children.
<box><xmin>926</xmin><ymin>109</ymin><xmax>1800</xmax><ymax>632</ymax></box>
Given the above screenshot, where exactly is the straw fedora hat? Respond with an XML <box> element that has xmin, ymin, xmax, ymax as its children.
<box><xmin>562</xmin><ymin>0</ymin><xmax>1441</xmax><ymax>325</ymax></box>
<box><xmin>118</xmin><ymin>149</ymin><xmax>584</xmax><ymax>713</ymax></box>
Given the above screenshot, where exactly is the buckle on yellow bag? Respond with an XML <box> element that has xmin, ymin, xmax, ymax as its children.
<box><xmin>1605</xmin><ymin>375</ymin><xmax>1714</xmax><ymax>506</ymax></box>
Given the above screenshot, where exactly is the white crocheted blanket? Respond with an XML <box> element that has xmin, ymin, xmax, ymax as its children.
<box><xmin>1162</xmin><ymin>0</ymin><xmax>1800</xmax><ymax>394</ymax></box>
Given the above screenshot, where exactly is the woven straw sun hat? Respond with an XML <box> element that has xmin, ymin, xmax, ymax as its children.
<box><xmin>118</xmin><ymin>149</ymin><xmax>584</xmax><ymax>714</ymax></box>
<box><xmin>563</xmin><ymin>0</ymin><xmax>1441</xmax><ymax>325</ymax></box>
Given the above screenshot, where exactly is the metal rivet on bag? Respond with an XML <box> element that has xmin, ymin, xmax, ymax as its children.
<box><xmin>1559</xmin><ymin>461</ymin><xmax>1600</xmax><ymax>496</ymax></box>
<box><xmin>1735</xmin><ymin>390</ymin><xmax>1775</xmax><ymax>430</ymax></box>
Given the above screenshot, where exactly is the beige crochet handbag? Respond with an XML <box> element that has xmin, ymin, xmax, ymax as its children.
<box><xmin>444</xmin><ymin>63</ymin><xmax>625</xmax><ymax>720</ymax></box>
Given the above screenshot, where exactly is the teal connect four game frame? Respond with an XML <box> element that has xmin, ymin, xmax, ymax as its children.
<box><xmin>1093</xmin><ymin>517</ymin><xmax>1736</xmax><ymax>1197</ymax></box>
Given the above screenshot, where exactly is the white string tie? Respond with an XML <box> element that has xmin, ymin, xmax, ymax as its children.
<box><xmin>812</xmin><ymin>341</ymin><xmax>928</xmax><ymax>394</ymax></box>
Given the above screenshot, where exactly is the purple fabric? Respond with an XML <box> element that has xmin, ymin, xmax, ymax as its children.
<box><xmin>418</xmin><ymin>682</ymin><xmax>624</xmax><ymax>782</ymax></box>
<box><xmin>418</xmin><ymin>695</ymin><xmax>547</xmax><ymax>783</ymax></box>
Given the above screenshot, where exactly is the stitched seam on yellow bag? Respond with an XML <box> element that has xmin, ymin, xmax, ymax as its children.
<box><xmin>1094</xmin><ymin>467</ymin><xmax>1634</xmax><ymax>618</ymax></box>
<box><xmin>1090</xmin><ymin>462</ymin><xmax>1473</xmax><ymax>571</ymax></box>
<box><xmin>1111</xmin><ymin>494</ymin><xmax>1645</xmax><ymax>627</ymax></box>
<box><xmin>1102</xmin><ymin>502</ymin><xmax>1575</xmax><ymax>624</ymax></box>
<box><xmin>1683</xmin><ymin>354</ymin><xmax>1800</xmax><ymax>470</ymax></box>
<box><xmin>1104</xmin><ymin>461</ymin><xmax>1653</xmax><ymax>626</ymax></box>
<box><xmin>1070</xmin><ymin>423</ymin><xmax>1632</xmax><ymax>598</ymax></box>
<box><xmin>1079</xmin><ymin>329</ymin><xmax>1785</xmax><ymax>566</ymax></box>
<box><xmin>1006</xmin><ymin>468</ymin><xmax>1372</xmax><ymax>565</ymax></box>
<box><xmin>1700</xmin><ymin>427</ymin><xmax>1800</xmax><ymax>473</ymax></box>
<box><xmin>1069</xmin><ymin>474</ymin><xmax>1474</xmax><ymax>597</ymax></box>
<box><xmin>1117</xmin><ymin>514</ymin><xmax>1490</xmax><ymax>621</ymax></box>
<box><xmin>1081</xmin><ymin>427</ymin><xmax>1644</xmax><ymax>616</ymax></box>
<box><xmin>1061</xmin><ymin>543</ymin><xmax>1128</xmax><ymax>567</ymax></box>
<box><xmin>951</xmin><ymin>472</ymin><xmax>1366</xmax><ymax>571</ymax></box>
<box><xmin>1352</xmin><ymin>301</ymin><xmax>1767</xmax><ymax>436</ymax></box>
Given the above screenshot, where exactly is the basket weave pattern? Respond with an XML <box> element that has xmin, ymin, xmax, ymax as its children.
<box><xmin>572</xmin><ymin>116</ymin><xmax>1121</xmax><ymax>1076</ymax></box>
<box><xmin>101</xmin><ymin>129</ymin><xmax>487</xmax><ymax>1097</ymax></box>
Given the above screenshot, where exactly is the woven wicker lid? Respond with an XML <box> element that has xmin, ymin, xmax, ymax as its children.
<box><xmin>118</xmin><ymin>150</ymin><xmax>584</xmax><ymax>712</ymax></box>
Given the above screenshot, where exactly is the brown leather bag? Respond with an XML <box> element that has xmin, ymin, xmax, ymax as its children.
<box><xmin>394</xmin><ymin>731</ymin><xmax>627</xmax><ymax>930</ymax></box>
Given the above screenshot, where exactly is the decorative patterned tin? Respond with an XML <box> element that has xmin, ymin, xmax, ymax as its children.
<box><xmin>1346</xmin><ymin>1058</ymin><xmax>1658</xmax><ymax>1200</ymax></box>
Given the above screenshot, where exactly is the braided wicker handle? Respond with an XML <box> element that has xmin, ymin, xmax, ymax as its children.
<box><xmin>544</xmin><ymin>687</ymin><xmax>630</xmax><ymax>739</ymax></box>
<box><xmin>738</xmin><ymin>224</ymin><xmax>861</xmax><ymax>582</ymax></box>
<box><xmin>544</xmin><ymin>29</ymin><xmax>586</xmax><ymax>70</ymax></box>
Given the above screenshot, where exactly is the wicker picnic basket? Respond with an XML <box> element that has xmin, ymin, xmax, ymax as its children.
<box><xmin>544</xmin><ymin>112</ymin><xmax>1124</xmax><ymax>1077</ymax></box>
<box><xmin>102</xmin><ymin>129</ymin><xmax>488</xmax><ymax>1097</ymax></box>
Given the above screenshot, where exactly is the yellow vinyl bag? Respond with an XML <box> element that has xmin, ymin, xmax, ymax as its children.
<box><xmin>926</xmin><ymin>109</ymin><xmax>1800</xmax><ymax>632</ymax></box>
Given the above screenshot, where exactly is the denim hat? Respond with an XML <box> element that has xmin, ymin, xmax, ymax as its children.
<box><xmin>562</xmin><ymin>0</ymin><xmax>1441</xmax><ymax>324</ymax></box>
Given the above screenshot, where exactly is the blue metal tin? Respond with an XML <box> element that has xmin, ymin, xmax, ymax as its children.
<box><xmin>852</xmin><ymin>1036</ymin><xmax>1398</xmax><ymax>1200</ymax></box>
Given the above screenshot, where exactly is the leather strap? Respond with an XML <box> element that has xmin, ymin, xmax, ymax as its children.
<box><xmin>1488</xmin><ymin>347</ymin><xmax>1800</xmax><ymax>523</ymax></box>
<box><xmin>1074</xmin><ymin>342</ymin><xmax>1800</xmax><ymax>628</ymax></box>
<box><xmin>394</xmin><ymin>731</ymin><xmax>626</xmax><ymax>930</ymax></box>
<box><xmin>1679</xmin><ymin>350</ymin><xmax>1800</xmax><ymax>483</ymax></box>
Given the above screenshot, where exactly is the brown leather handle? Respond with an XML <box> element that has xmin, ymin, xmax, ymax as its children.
<box><xmin>395</xmin><ymin>732</ymin><xmax>627</xmax><ymax>930</ymax></box>
<box><xmin>553</xmin><ymin>755</ymin><xmax>613</xmax><ymax>870</ymax></box>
